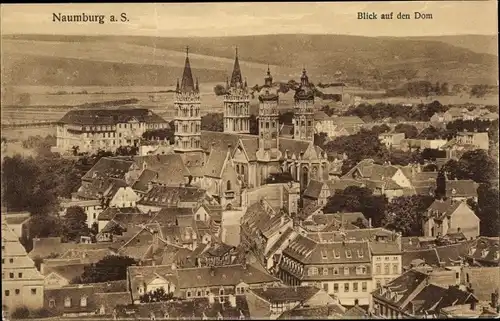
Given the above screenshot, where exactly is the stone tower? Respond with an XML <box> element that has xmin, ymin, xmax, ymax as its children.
<box><xmin>174</xmin><ymin>47</ymin><xmax>202</xmax><ymax>153</ymax></box>
<box><xmin>257</xmin><ymin>66</ymin><xmax>280</xmax><ymax>152</ymax></box>
<box><xmin>224</xmin><ymin>48</ymin><xmax>250</xmax><ymax>134</ymax></box>
<box><xmin>293</xmin><ymin>68</ymin><xmax>315</xmax><ymax>142</ymax></box>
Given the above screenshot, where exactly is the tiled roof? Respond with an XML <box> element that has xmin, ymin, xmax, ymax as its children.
<box><xmin>94</xmin><ymin>292</ymin><xmax>132</xmax><ymax>315</ymax></box>
<box><xmin>203</xmin><ymin>148</ymin><xmax>229</xmax><ymax>178</ymax></box>
<box><xmin>132</xmin><ymin>168</ymin><xmax>160</xmax><ymax>192</ymax></box>
<box><xmin>303</xmin><ymin>180</ymin><xmax>325</xmax><ymax>199</ymax></box>
<box><xmin>44</xmin><ymin>285</ymin><xmax>98</xmax><ymax>314</ymax></box>
<box><xmin>278</xmin><ymin>304</ymin><xmax>346</xmax><ymax>319</ymax></box>
<box><xmin>241</xmin><ymin>202</ymin><xmax>289</xmax><ymax>240</ymax></box>
<box><xmin>343</xmin><ymin>305</ymin><xmax>369</xmax><ymax>318</ymax></box>
<box><xmin>82</xmin><ymin>157</ymin><xmax>133</xmax><ymax>181</ymax></box>
<box><xmin>115</xmin><ymin>297</ymin><xmax>250</xmax><ymax>320</ymax></box>
<box><xmin>372</xmin><ymin>269</ymin><xmax>429</xmax><ymax>309</ymax></box>
<box><xmin>279</xmin><ymin>124</ymin><xmax>294</xmax><ymax>137</ymax></box>
<box><xmin>412</xmin><ymin>284</ymin><xmax>476</xmax><ymax>315</ymax></box>
<box><xmin>176</xmin><ymin>264</ymin><xmax>279</xmax><ymax>289</ymax></box>
<box><xmin>138</xmin><ymin>185</ymin><xmax>207</xmax><ymax>207</ymax></box>
<box><xmin>43</xmin><ymin>263</ymin><xmax>87</xmax><ymax>281</ymax></box>
<box><xmin>97</xmin><ymin>206</ymin><xmax>143</xmax><ymax>221</ymax></box>
<box><xmin>57</xmin><ymin>108</ymin><xmax>166</xmax><ymax>126</ymax></box>
<box><xmin>249</xmin><ymin>286</ymin><xmax>320</xmax><ymax>304</ymax></box>
<box><xmin>446</xmin><ymin>180</ymin><xmax>479</xmax><ymax>198</ymax></box>
<box><xmin>134</xmin><ymin>154</ymin><xmax>191</xmax><ymax>186</ymax></box>
<box><xmin>462</xmin><ymin>267</ymin><xmax>500</xmax><ymax>301</ymax></box>
<box><xmin>149</xmin><ymin>208</ymin><xmax>193</xmax><ymax>226</ymax></box>
<box><xmin>467</xmin><ymin>237</ymin><xmax>500</xmax><ymax>265</ymax></box>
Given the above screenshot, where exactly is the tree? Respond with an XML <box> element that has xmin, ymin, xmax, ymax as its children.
<box><xmin>80</xmin><ymin>255</ymin><xmax>137</xmax><ymax>283</ymax></box>
<box><xmin>371</xmin><ymin>124</ymin><xmax>391</xmax><ymax>135</ymax></box>
<box><xmin>435</xmin><ymin>170</ymin><xmax>446</xmax><ymax>200</ymax></box>
<box><xmin>384</xmin><ymin>195</ymin><xmax>435</xmax><ymax>236</ymax></box>
<box><xmin>213</xmin><ymin>84</ymin><xmax>227</xmax><ymax>96</ymax></box>
<box><xmin>440</xmin><ymin>82</ymin><xmax>450</xmax><ymax>95</ymax></box>
<box><xmin>142</xmin><ymin>122</ymin><xmax>175</xmax><ymax>144</ymax></box>
<box><xmin>1</xmin><ymin>155</ymin><xmax>39</xmax><ymax>212</ymax></box>
<box><xmin>62</xmin><ymin>206</ymin><xmax>89</xmax><ymax>242</ymax></box>
<box><xmin>320</xmin><ymin>105</ymin><xmax>335</xmax><ymax>117</ymax></box>
<box><xmin>418</xmin><ymin>126</ymin><xmax>449</xmax><ymax>140</ymax></box>
<box><xmin>323</xmin><ymin>186</ymin><xmax>387</xmax><ymax>227</ymax></box>
<box><xmin>476</xmin><ymin>184</ymin><xmax>500</xmax><ymax>237</ymax></box>
<box><xmin>456</xmin><ymin>150</ymin><xmax>498</xmax><ymax>183</ymax></box>
<box><xmin>314</xmin><ymin>132</ymin><xmax>328</xmax><ymax>148</ymax></box>
<box><xmin>323</xmin><ymin>129</ymin><xmax>390</xmax><ymax>173</ymax></box>
<box><xmin>201</xmin><ymin>113</ymin><xmax>224</xmax><ymax>132</ymax></box>
<box><xmin>28</xmin><ymin>215</ymin><xmax>63</xmax><ymax>239</ymax></box>
<box><xmin>115</xmin><ymin>145</ymin><xmax>139</xmax><ymax>156</ymax></box>
<box><xmin>139</xmin><ymin>287</ymin><xmax>174</xmax><ymax>303</ymax></box>
<box><xmin>470</xmin><ymin>84</ymin><xmax>489</xmax><ymax>98</ymax></box>
<box><xmin>394</xmin><ymin>124</ymin><xmax>418</xmax><ymax>139</ymax></box>
<box><xmin>11</xmin><ymin>306</ymin><xmax>30</xmax><ymax>319</ymax></box>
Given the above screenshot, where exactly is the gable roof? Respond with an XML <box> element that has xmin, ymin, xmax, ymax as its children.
<box><xmin>138</xmin><ymin>185</ymin><xmax>208</xmax><ymax>207</ymax></box>
<box><xmin>176</xmin><ymin>264</ymin><xmax>279</xmax><ymax>289</ymax></box>
<box><xmin>43</xmin><ymin>263</ymin><xmax>87</xmax><ymax>282</ymax></box>
<box><xmin>57</xmin><ymin>108</ymin><xmax>166</xmax><ymax>126</ymax></box>
<box><xmin>303</xmin><ymin>180</ymin><xmax>325</xmax><ymax>199</ymax></box>
<box><xmin>445</xmin><ymin>180</ymin><xmax>479</xmax><ymax>198</ymax></box>
<box><xmin>249</xmin><ymin>286</ymin><xmax>320</xmax><ymax>304</ymax></box>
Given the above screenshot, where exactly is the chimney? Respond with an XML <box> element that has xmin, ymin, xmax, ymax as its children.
<box><xmin>368</xmin><ymin>218</ymin><xmax>372</xmax><ymax>228</ymax></box>
<box><xmin>229</xmin><ymin>294</ymin><xmax>237</xmax><ymax>308</ymax></box>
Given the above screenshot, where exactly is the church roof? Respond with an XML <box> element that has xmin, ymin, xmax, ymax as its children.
<box><xmin>180</xmin><ymin>48</ymin><xmax>196</xmax><ymax>93</ymax></box>
<box><xmin>294</xmin><ymin>68</ymin><xmax>315</xmax><ymax>101</ymax></box>
<box><xmin>230</xmin><ymin>49</ymin><xmax>243</xmax><ymax>88</ymax></box>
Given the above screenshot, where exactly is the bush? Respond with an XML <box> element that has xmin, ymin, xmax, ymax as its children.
<box><xmin>11</xmin><ymin>306</ymin><xmax>30</xmax><ymax>319</ymax></box>
<box><xmin>31</xmin><ymin>308</ymin><xmax>54</xmax><ymax>318</ymax></box>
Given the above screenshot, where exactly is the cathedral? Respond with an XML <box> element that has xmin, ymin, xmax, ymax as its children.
<box><xmin>171</xmin><ymin>47</ymin><xmax>329</xmax><ymax>207</ymax></box>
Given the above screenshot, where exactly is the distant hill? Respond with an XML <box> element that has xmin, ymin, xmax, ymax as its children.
<box><xmin>406</xmin><ymin>35</ymin><xmax>498</xmax><ymax>56</ymax></box>
<box><xmin>1</xmin><ymin>34</ymin><xmax>497</xmax><ymax>87</ymax></box>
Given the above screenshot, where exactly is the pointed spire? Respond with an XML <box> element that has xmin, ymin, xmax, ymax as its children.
<box><xmin>180</xmin><ymin>45</ymin><xmax>195</xmax><ymax>93</ymax></box>
<box><xmin>176</xmin><ymin>78</ymin><xmax>180</xmax><ymax>92</ymax></box>
<box><xmin>244</xmin><ymin>77</ymin><xmax>248</xmax><ymax>88</ymax></box>
<box><xmin>301</xmin><ymin>66</ymin><xmax>309</xmax><ymax>86</ymax></box>
<box><xmin>230</xmin><ymin>46</ymin><xmax>243</xmax><ymax>88</ymax></box>
<box><xmin>264</xmin><ymin>64</ymin><xmax>273</xmax><ymax>87</ymax></box>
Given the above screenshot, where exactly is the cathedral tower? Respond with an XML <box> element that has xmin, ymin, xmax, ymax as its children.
<box><xmin>293</xmin><ymin>68</ymin><xmax>315</xmax><ymax>142</ymax></box>
<box><xmin>257</xmin><ymin>66</ymin><xmax>280</xmax><ymax>152</ymax></box>
<box><xmin>224</xmin><ymin>48</ymin><xmax>250</xmax><ymax>133</ymax></box>
<box><xmin>174</xmin><ymin>47</ymin><xmax>202</xmax><ymax>153</ymax></box>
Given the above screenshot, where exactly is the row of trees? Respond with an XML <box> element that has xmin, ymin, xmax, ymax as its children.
<box><xmin>343</xmin><ymin>100</ymin><xmax>448</xmax><ymax>122</ymax></box>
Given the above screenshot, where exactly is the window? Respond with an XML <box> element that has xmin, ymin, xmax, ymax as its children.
<box><xmin>219</xmin><ymin>288</ymin><xmax>224</xmax><ymax>296</ymax></box>
<box><xmin>9</xmin><ymin>273</ymin><xmax>14</xmax><ymax>279</ymax></box>
<box><xmin>323</xmin><ymin>283</ymin><xmax>329</xmax><ymax>292</ymax></box>
<box><xmin>344</xmin><ymin>283</ymin><xmax>350</xmax><ymax>292</ymax></box>
<box><xmin>384</xmin><ymin>264</ymin><xmax>390</xmax><ymax>275</ymax></box>
<box><xmin>362</xmin><ymin>282</ymin><xmax>368</xmax><ymax>292</ymax></box>
<box><xmin>309</xmin><ymin>267</ymin><xmax>318</xmax><ymax>276</ymax></box>
<box><xmin>375</xmin><ymin>264</ymin><xmax>382</xmax><ymax>274</ymax></box>
<box><xmin>187</xmin><ymin>291</ymin><xmax>192</xmax><ymax>298</ymax></box>
<box><xmin>358</xmin><ymin>249</ymin><xmax>364</xmax><ymax>258</ymax></box>
<box><xmin>80</xmin><ymin>296</ymin><xmax>87</xmax><ymax>307</ymax></box>
<box><xmin>9</xmin><ymin>258</ymin><xmax>13</xmax><ymax>263</ymax></box>
<box><xmin>5</xmin><ymin>290</ymin><xmax>10</xmax><ymax>296</ymax></box>
<box><xmin>15</xmin><ymin>289</ymin><xmax>20</xmax><ymax>295</ymax></box>
<box><xmin>392</xmin><ymin>263</ymin><xmax>399</xmax><ymax>274</ymax></box>
<box><xmin>333</xmin><ymin>250</ymin><xmax>340</xmax><ymax>259</ymax></box>
<box><xmin>376</xmin><ymin>280</ymin><xmax>381</xmax><ymax>288</ymax></box>
<box><xmin>333</xmin><ymin>283</ymin><xmax>339</xmax><ymax>293</ymax></box>
<box><xmin>31</xmin><ymin>288</ymin><xmax>37</xmax><ymax>295</ymax></box>
<box><xmin>353</xmin><ymin>282</ymin><xmax>358</xmax><ymax>292</ymax></box>
<box><xmin>18</xmin><ymin>273</ymin><xmax>22</xmax><ymax>278</ymax></box>
<box><xmin>344</xmin><ymin>267</ymin><xmax>350</xmax><ymax>275</ymax></box>
<box><xmin>64</xmin><ymin>297</ymin><xmax>72</xmax><ymax>308</ymax></box>
<box><xmin>333</xmin><ymin>268</ymin><xmax>339</xmax><ymax>275</ymax></box>
<box><xmin>345</xmin><ymin>250</ymin><xmax>352</xmax><ymax>258</ymax></box>
<box><xmin>49</xmin><ymin>299</ymin><xmax>56</xmax><ymax>308</ymax></box>
<box><xmin>322</xmin><ymin>268</ymin><xmax>328</xmax><ymax>276</ymax></box>
<box><xmin>376</xmin><ymin>257</ymin><xmax>382</xmax><ymax>261</ymax></box>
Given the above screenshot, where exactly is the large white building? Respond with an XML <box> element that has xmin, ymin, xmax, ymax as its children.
<box><xmin>54</xmin><ymin>108</ymin><xmax>169</xmax><ymax>154</ymax></box>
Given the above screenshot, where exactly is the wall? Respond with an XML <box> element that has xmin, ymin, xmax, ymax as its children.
<box><xmin>372</xmin><ymin>255</ymin><xmax>402</xmax><ymax>288</ymax></box>
<box><xmin>244</xmin><ymin>184</ymin><xmax>284</xmax><ymax>209</ymax></box>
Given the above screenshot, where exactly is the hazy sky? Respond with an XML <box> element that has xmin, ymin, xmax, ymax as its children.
<box><xmin>1</xmin><ymin>2</ymin><xmax>497</xmax><ymax>37</ymax></box>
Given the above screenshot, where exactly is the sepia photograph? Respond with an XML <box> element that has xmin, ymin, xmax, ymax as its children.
<box><xmin>1</xmin><ymin>1</ymin><xmax>498</xmax><ymax>320</ymax></box>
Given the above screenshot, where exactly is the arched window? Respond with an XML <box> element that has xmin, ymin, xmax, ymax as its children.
<box><xmin>241</xmin><ymin>165</ymin><xmax>245</xmax><ymax>176</ymax></box>
<box><xmin>190</xmin><ymin>106</ymin><xmax>194</xmax><ymax>117</ymax></box>
<box><xmin>236</xmin><ymin>164</ymin><xmax>240</xmax><ymax>174</ymax></box>
<box><xmin>64</xmin><ymin>297</ymin><xmax>72</xmax><ymax>308</ymax></box>
<box><xmin>227</xmin><ymin>180</ymin><xmax>232</xmax><ymax>191</ymax></box>
<box><xmin>80</xmin><ymin>295</ymin><xmax>87</xmax><ymax>307</ymax></box>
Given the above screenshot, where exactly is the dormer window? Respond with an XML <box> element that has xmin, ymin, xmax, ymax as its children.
<box><xmin>322</xmin><ymin>267</ymin><xmax>328</xmax><ymax>276</ymax></box>
<box><xmin>344</xmin><ymin>267</ymin><xmax>350</xmax><ymax>275</ymax></box>
<box><xmin>64</xmin><ymin>297</ymin><xmax>72</xmax><ymax>308</ymax></box>
<box><xmin>494</xmin><ymin>251</ymin><xmax>499</xmax><ymax>260</ymax></box>
<box><xmin>481</xmin><ymin>249</ymin><xmax>489</xmax><ymax>258</ymax></box>
<box><xmin>469</xmin><ymin>247</ymin><xmax>476</xmax><ymax>256</ymax></box>
<box><xmin>346</xmin><ymin>250</ymin><xmax>352</xmax><ymax>258</ymax></box>
<box><xmin>333</xmin><ymin>267</ymin><xmax>339</xmax><ymax>275</ymax></box>
<box><xmin>333</xmin><ymin>250</ymin><xmax>340</xmax><ymax>259</ymax></box>
<box><xmin>357</xmin><ymin>249</ymin><xmax>364</xmax><ymax>258</ymax></box>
